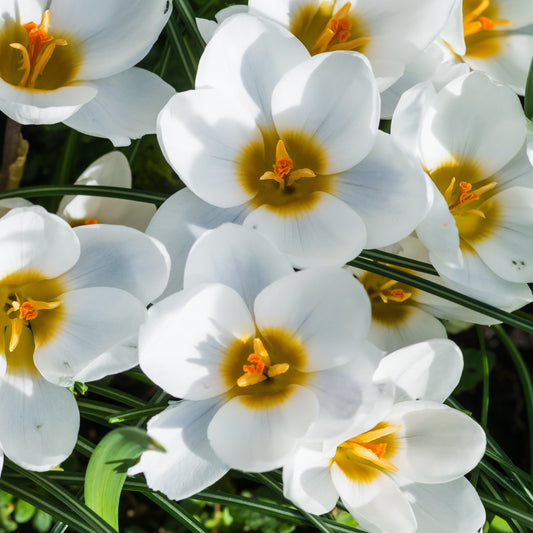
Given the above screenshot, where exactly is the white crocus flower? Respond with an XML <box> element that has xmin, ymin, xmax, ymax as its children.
<box><xmin>133</xmin><ymin>223</ymin><xmax>382</xmax><ymax>499</ymax></box>
<box><xmin>283</xmin><ymin>339</ymin><xmax>486</xmax><ymax>533</ymax></box>
<box><xmin>349</xmin><ymin>236</ymin><xmax>532</xmax><ymax>352</ymax></box>
<box><xmin>156</xmin><ymin>14</ymin><xmax>430</xmax><ymax>277</ymax></box>
<box><xmin>57</xmin><ymin>151</ymin><xmax>156</xmax><ymax>231</ymax></box>
<box><xmin>392</xmin><ymin>71</ymin><xmax>533</xmax><ymax>289</ymax></box>
<box><xmin>0</xmin><ymin>206</ymin><xmax>169</xmax><ymax>470</ymax></box>
<box><xmin>0</xmin><ymin>0</ymin><xmax>175</xmax><ymax>145</ymax></box>
<box><xmin>440</xmin><ymin>0</ymin><xmax>533</xmax><ymax>95</ymax></box>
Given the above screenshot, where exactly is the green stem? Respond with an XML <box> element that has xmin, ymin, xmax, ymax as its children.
<box><xmin>0</xmin><ymin>117</ymin><xmax>22</xmax><ymax>191</ymax></box>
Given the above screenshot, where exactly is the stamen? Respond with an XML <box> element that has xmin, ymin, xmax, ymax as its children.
<box><xmin>446</xmin><ymin>178</ymin><xmax>496</xmax><ymax>218</ymax></box>
<box><xmin>237</xmin><ymin>338</ymin><xmax>289</xmax><ymax>388</ymax></box>
<box><xmin>368</xmin><ymin>279</ymin><xmax>412</xmax><ymax>304</ymax></box>
<box><xmin>462</xmin><ymin>0</ymin><xmax>511</xmax><ymax>37</ymax></box>
<box><xmin>9</xmin><ymin>10</ymin><xmax>68</xmax><ymax>88</ymax></box>
<box><xmin>259</xmin><ymin>140</ymin><xmax>316</xmax><ymax>190</ymax></box>
<box><xmin>85</xmin><ymin>218</ymin><xmax>99</xmax><ymax>225</ymax></box>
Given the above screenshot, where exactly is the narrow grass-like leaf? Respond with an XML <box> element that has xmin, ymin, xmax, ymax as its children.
<box><xmin>349</xmin><ymin>258</ymin><xmax>533</xmax><ymax>334</ymax></box>
<box><xmin>7</xmin><ymin>462</ymin><xmax>117</xmax><ymax>533</ymax></box>
<box><xmin>482</xmin><ymin>495</ymin><xmax>533</xmax><ymax>530</ymax></box>
<box><xmin>0</xmin><ymin>185</ymin><xmax>169</xmax><ymax>204</ymax></box>
<box><xmin>173</xmin><ymin>0</ymin><xmax>207</xmax><ymax>49</ymax></box>
<box><xmin>85</xmin><ymin>427</ymin><xmax>164</xmax><ymax>530</ymax></box>
<box><xmin>107</xmin><ymin>404</ymin><xmax>168</xmax><ymax>424</ymax></box>
<box><xmin>358</xmin><ymin>249</ymin><xmax>437</xmax><ymax>275</ymax></box>
<box><xmin>166</xmin><ymin>15</ymin><xmax>196</xmax><ymax>87</ymax></box>
<box><xmin>135</xmin><ymin>388</ymin><xmax>171</xmax><ymax>428</ymax></box>
<box><xmin>492</xmin><ymin>325</ymin><xmax>533</xmax><ymax>473</ymax></box>
<box><xmin>145</xmin><ymin>491</ymin><xmax>209</xmax><ymax>533</ymax></box>
<box><xmin>88</xmin><ymin>383</ymin><xmax>146</xmax><ymax>409</ymax></box>
<box><xmin>54</xmin><ymin>130</ymin><xmax>79</xmax><ymax>186</ymax></box>
<box><xmin>524</xmin><ymin>56</ymin><xmax>533</xmax><ymax>119</ymax></box>
<box><xmin>478</xmin><ymin>462</ymin><xmax>533</xmax><ymax>509</ymax></box>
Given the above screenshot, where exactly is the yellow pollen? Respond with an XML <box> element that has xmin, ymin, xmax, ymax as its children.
<box><xmin>259</xmin><ymin>140</ymin><xmax>316</xmax><ymax>190</ymax></box>
<box><xmin>368</xmin><ymin>278</ymin><xmax>412</xmax><ymax>304</ymax></box>
<box><xmin>445</xmin><ymin>177</ymin><xmax>497</xmax><ymax>218</ymax></box>
<box><xmin>6</xmin><ymin>294</ymin><xmax>61</xmax><ymax>351</ymax></box>
<box><xmin>311</xmin><ymin>2</ymin><xmax>370</xmax><ymax>54</ymax></box>
<box><xmin>237</xmin><ymin>337</ymin><xmax>290</xmax><ymax>388</ymax></box>
<box><xmin>337</xmin><ymin>423</ymin><xmax>402</xmax><ymax>472</ymax></box>
<box><xmin>9</xmin><ymin>10</ymin><xmax>68</xmax><ymax>88</ymax></box>
<box><xmin>462</xmin><ymin>0</ymin><xmax>511</xmax><ymax>37</ymax></box>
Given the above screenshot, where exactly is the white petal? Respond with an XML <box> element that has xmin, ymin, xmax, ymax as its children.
<box><xmin>398</xmin><ymin>476</ymin><xmax>486</xmax><ymax>533</ymax></box>
<box><xmin>139</xmin><ymin>284</ymin><xmax>255</xmax><ymax>400</ymax></box>
<box><xmin>196</xmin><ymin>13</ymin><xmax>309</xmax><ymax>128</ymax></box>
<box><xmin>440</xmin><ymin>0</ymin><xmax>466</xmax><ymax>55</ymax></box>
<box><xmin>491</xmin><ymin>143</ymin><xmax>533</xmax><ymax>189</ymax></box>
<box><xmin>0</xmin><ymin>198</ymin><xmax>34</xmax><ymax>217</ymax></box>
<box><xmin>367</xmin><ymin>306</ymin><xmax>448</xmax><ymax>353</ymax></box>
<box><xmin>243</xmin><ymin>192</ymin><xmax>367</xmax><ymax>268</ymax></box>
<box><xmin>374</xmin><ymin>339</ymin><xmax>463</xmax><ymax>403</ymax></box>
<box><xmin>71</xmin><ymin>337</ymin><xmax>138</xmax><ymax>384</ymax></box>
<box><xmin>1</xmin><ymin>0</ymin><xmax>48</xmax><ymax>23</ymax></box>
<box><xmin>33</xmin><ymin>287</ymin><xmax>146</xmax><ymax>386</ymax></box>
<box><xmin>420</xmin><ymin>72</ymin><xmax>525</xmax><ymax>176</ymax></box>
<box><xmin>50</xmin><ymin>0</ymin><xmax>171</xmax><ymax>80</ymax></box>
<box><xmin>335</xmin><ymin>132</ymin><xmax>432</xmax><ymax>248</ymax></box>
<box><xmin>133</xmin><ymin>399</ymin><xmax>230</xmax><ymax>501</ymax></box>
<box><xmin>463</xmin><ymin>32</ymin><xmax>533</xmax><ymax>96</ymax></box>
<box><xmin>283</xmin><ymin>443</ymin><xmax>338</xmax><ymax>515</ymax></box>
<box><xmin>0</xmin><ymin>206</ymin><xmax>80</xmax><ymax>280</ymax></box>
<box><xmin>254</xmin><ymin>268</ymin><xmax>371</xmax><ymax>372</ymax></box>
<box><xmin>0</xmin><ymin>368</ymin><xmax>79</xmax><ymax>471</ymax></box>
<box><xmin>146</xmin><ymin>189</ymin><xmax>249</xmax><ymax>300</ymax></box>
<box><xmin>331</xmin><ymin>464</ymin><xmax>417</xmax><ymax>533</ymax></box>
<box><xmin>63</xmin><ymin>68</ymin><xmax>175</xmax><ymax>146</ymax></box>
<box><xmin>0</xmin><ymin>79</ymin><xmax>97</xmax><ymax>124</ymax></box>
<box><xmin>61</xmin><ymin>224</ymin><xmax>170</xmax><ymax>305</ymax></box>
<box><xmin>208</xmin><ymin>385</ymin><xmax>319</xmax><ymax>471</ymax></box>
<box><xmin>468</xmin><ymin>187</ymin><xmax>533</xmax><ymax>282</ymax></box>
<box><xmin>389</xmin><ymin>402</ymin><xmax>486</xmax><ymax>483</ymax></box>
<box><xmin>184</xmin><ymin>223</ymin><xmax>293</xmax><ymax>312</ymax></box>
<box><xmin>272</xmin><ymin>51</ymin><xmax>379</xmax><ymax>173</ymax></box>
<box><xmin>157</xmin><ymin>89</ymin><xmax>261</xmax><ymax>207</ymax></box>
<box><xmin>248</xmin><ymin>0</ymin><xmax>304</xmax><ymax>27</ymax></box>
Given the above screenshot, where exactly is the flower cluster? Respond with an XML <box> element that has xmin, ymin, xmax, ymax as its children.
<box><xmin>0</xmin><ymin>0</ymin><xmax>532</xmax><ymax>532</ymax></box>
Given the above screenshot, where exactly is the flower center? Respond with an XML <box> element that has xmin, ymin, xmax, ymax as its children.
<box><xmin>443</xmin><ymin>177</ymin><xmax>497</xmax><ymax>219</ymax></box>
<box><xmin>9</xmin><ymin>10</ymin><xmax>67</xmax><ymax>88</ymax></box>
<box><xmin>237</xmin><ymin>337</ymin><xmax>290</xmax><ymax>388</ymax></box>
<box><xmin>366</xmin><ymin>278</ymin><xmax>412</xmax><ymax>304</ymax></box>
<box><xmin>259</xmin><ymin>140</ymin><xmax>316</xmax><ymax>191</ymax></box>
<box><xmin>333</xmin><ymin>422</ymin><xmax>401</xmax><ymax>481</ymax></box>
<box><xmin>462</xmin><ymin>0</ymin><xmax>511</xmax><ymax>37</ymax></box>
<box><xmin>4</xmin><ymin>293</ymin><xmax>61</xmax><ymax>352</ymax></box>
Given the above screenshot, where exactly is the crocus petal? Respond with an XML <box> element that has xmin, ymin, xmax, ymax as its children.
<box><xmin>0</xmin><ymin>368</ymin><xmax>79</xmax><ymax>471</ymax></box>
<box><xmin>196</xmin><ymin>5</ymin><xmax>249</xmax><ymax>43</ymax></box>
<box><xmin>139</xmin><ymin>284</ymin><xmax>255</xmax><ymax>400</ymax></box>
<box><xmin>2</xmin><ymin>0</ymin><xmax>48</xmax><ymax>23</ymax></box>
<box><xmin>440</xmin><ymin>0</ymin><xmax>466</xmax><ymax>55</ymax></box>
<box><xmin>71</xmin><ymin>337</ymin><xmax>138</xmax><ymax>384</ymax></box>
<box><xmin>248</xmin><ymin>0</ymin><xmax>305</xmax><ymax>27</ymax></box>
<box><xmin>184</xmin><ymin>223</ymin><xmax>293</xmax><ymax>312</ymax></box>
<box><xmin>491</xmin><ymin>144</ymin><xmax>533</xmax><ymax>189</ymax></box>
<box><xmin>368</xmin><ymin>306</ymin><xmax>447</xmax><ymax>354</ymax></box>
<box><xmin>467</xmin><ymin>187</ymin><xmax>533</xmax><ymax>282</ymax></box>
<box><xmin>331</xmin><ymin>464</ymin><xmax>417</xmax><ymax>533</ymax></box>
<box><xmin>49</xmin><ymin>0</ymin><xmax>171</xmax><ymax>80</ymax></box>
<box><xmin>0</xmin><ymin>79</ymin><xmax>97</xmax><ymax>125</ymax></box>
<box><xmin>61</xmin><ymin>224</ymin><xmax>170</xmax><ymax>305</ymax></box>
<box><xmin>196</xmin><ymin>13</ymin><xmax>309</xmax><ymax>129</ymax></box>
<box><xmin>283</xmin><ymin>443</ymin><xmax>339</xmax><ymax>515</ymax></box>
<box><xmin>243</xmin><ymin>192</ymin><xmax>367</xmax><ymax>268</ymax></box>
<box><xmin>397</xmin><ymin>476</ymin><xmax>486</xmax><ymax>533</ymax></box>
<box><xmin>388</xmin><ymin>402</ymin><xmax>486</xmax><ymax>483</ymax></box>
<box><xmin>63</xmin><ymin>68</ymin><xmax>175</xmax><ymax>146</ymax></box>
<box><xmin>132</xmin><ymin>398</ymin><xmax>230</xmax><ymax>501</ymax></box>
<box><xmin>0</xmin><ymin>198</ymin><xmax>34</xmax><ymax>217</ymax></box>
<box><xmin>254</xmin><ymin>268</ymin><xmax>371</xmax><ymax>372</ymax></box>
<box><xmin>146</xmin><ymin>189</ymin><xmax>249</xmax><ymax>300</ymax></box>
<box><xmin>272</xmin><ymin>51</ymin><xmax>379</xmax><ymax>173</ymax></box>
<box><xmin>335</xmin><ymin>132</ymin><xmax>432</xmax><ymax>248</ymax></box>
<box><xmin>208</xmin><ymin>384</ymin><xmax>319</xmax><ymax>472</ymax></box>
<box><xmin>463</xmin><ymin>33</ymin><xmax>533</xmax><ymax>96</ymax></box>
<box><xmin>0</xmin><ymin>206</ymin><xmax>80</xmax><ymax>280</ymax></box>
<box><xmin>33</xmin><ymin>287</ymin><xmax>146</xmax><ymax>386</ymax></box>
<box><xmin>420</xmin><ymin>72</ymin><xmax>525</xmax><ymax>176</ymax></box>
<box><xmin>374</xmin><ymin>339</ymin><xmax>463</xmax><ymax>403</ymax></box>
<box><xmin>158</xmin><ymin>89</ymin><xmax>261</xmax><ymax>207</ymax></box>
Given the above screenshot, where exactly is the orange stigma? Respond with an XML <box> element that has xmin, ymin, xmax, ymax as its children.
<box><xmin>311</xmin><ymin>2</ymin><xmax>370</xmax><ymax>54</ymax></box>
<box><xmin>463</xmin><ymin>0</ymin><xmax>511</xmax><ymax>37</ymax></box>
<box><xmin>237</xmin><ymin>338</ymin><xmax>289</xmax><ymax>388</ymax></box>
<box><xmin>85</xmin><ymin>218</ymin><xmax>99</xmax><ymax>225</ymax></box>
<box><xmin>9</xmin><ymin>10</ymin><xmax>67</xmax><ymax>88</ymax></box>
<box><xmin>259</xmin><ymin>140</ymin><xmax>316</xmax><ymax>190</ymax></box>
<box><xmin>368</xmin><ymin>278</ymin><xmax>412</xmax><ymax>304</ymax></box>
<box><xmin>444</xmin><ymin>177</ymin><xmax>496</xmax><ymax>218</ymax></box>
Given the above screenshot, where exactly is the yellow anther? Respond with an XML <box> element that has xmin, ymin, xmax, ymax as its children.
<box><xmin>368</xmin><ymin>278</ymin><xmax>412</xmax><ymax>304</ymax></box>
<box><xmin>462</xmin><ymin>0</ymin><xmax>511</xmax><ymax>37</ymax></box>
<box><xmin>446</xmin><ymin>178</ymin><xmax>497</xmax><ymax>218</ymax></box>
<box><xmin>237</xmin><ymin>338</ymin><xmax>289</xmax><ymax>388</ymax></box>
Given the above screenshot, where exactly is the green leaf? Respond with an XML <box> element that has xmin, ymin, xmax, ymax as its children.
<box><xmin>85</xmin><ymin>427</ymin><xmax>164</xmax><ymax>531</ymax></box>
<box><xmin>32</xmin><ymin>509</ymin><xmax>54</xmax><ymax>533</ymax></box>
<box><xmin>524</xmin><ymin>56</ymin><xmax>533</xmax><ymax>120</ymax></box>
<box><xmin>490</xmin><ymin>516</ymin><xmax>514</xmax><ymax>533</ymax></box>
<box><xmin>14</xmin><ymin>499</ymin><xmax>35</xmax><ymax>523</ymax></box>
